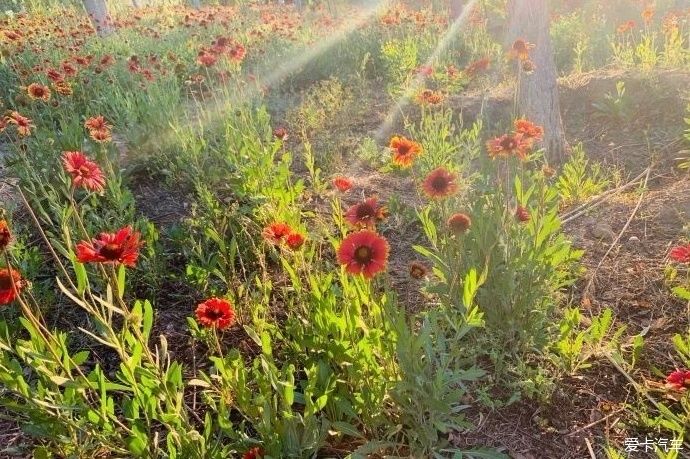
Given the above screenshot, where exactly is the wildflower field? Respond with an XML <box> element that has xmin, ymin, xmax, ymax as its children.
<box><xmin>2</xmin><ymin>0</ymin><xmax>690</xmax><ymax>457</ymax></box>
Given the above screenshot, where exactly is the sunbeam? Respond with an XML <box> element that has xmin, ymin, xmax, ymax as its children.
<box><xmin>375</xmin><ymin>0</ymin><xmax>479</xmax><ymax>141</ymax></box>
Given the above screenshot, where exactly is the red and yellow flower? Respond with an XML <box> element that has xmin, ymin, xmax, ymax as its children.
<box><xmin>389</xmin><ymin>136</ymin><xmax>422</xmax><ymax>168</ymax></box>
<box><xmin>332</xmin><ymin>176</ymin><xmax>353</xmax><ymax>192</ymax></box>
<box><xmin>62</xmin><ymin>151</ymin><xmax>105</xmax><ymax>192</ymax></box>
<box><xmin>447</xmin><ymin>213</ymin><xmax>471</xmax><ymax>235</ymax></box>
<box><xmin>76</xmin><ymin>226</ymin><xmax>142</xmax><ymax>267</ymax></box>
<box><xmin>422</xmin><ymin>167</ymin><xmax>458</xmax><ymax>199</ymax></box>
<box><xmin>337</xmin><ymin>230</ymin><xmax>389</xmax><ymax>279</ymax></box>
<box><xmin>345</xmin><ymin>197</ymin><xmax>387</xmax><ymax>229</ymax></box>
<box><xmin>26</xmin><ymin>83</ymin><xmax>51</xmax><ymax>101</ymax></box>
<box><xmin>195</xmin><ymin>297</ymin><xmax>235</xmax><ymax>330</ymax></box>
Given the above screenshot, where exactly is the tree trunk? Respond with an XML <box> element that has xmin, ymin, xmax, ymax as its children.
<box><xmin>83</xmin><ymin>0</ymin><xmax>112</xmax><ymax>37</ymax></box>
<box><xmin>506</xmin><ymin>0</ymin><xmax>567</xmax><ymax>163</ymax></box>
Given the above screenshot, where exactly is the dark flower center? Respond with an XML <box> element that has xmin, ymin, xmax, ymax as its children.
<box><xmin>431</xmin><ymin>176</ymin><xmax>449</xmax><ymax>191</ymax></box>
<box><xmin>354</xmin><ymin>245</ymin><xmax>373</xmax><ymax>264</ymax></box>
<box><xmin>356</xmin><ymin>204</ymin><xmax>376</xmax><ymax>220</ymax></box>
<box><xmin>500</xmin><ymin>137</ymin><xmax>517</xmax><ymax>150</ymax></box>
<box><xmin>99</xmin><ymin>243</ymin><xmax>124</xmax><ymax>260</ymax></box>
<box><xmin>205</xmin><ymin>307</ymin><xmax>224</xmax><ymax>321</ymax></box>
<box><xmin>397</xmin><ymin>144</ymin><xmax>410</xmax><ymax>155</ymax></box>
<box><xmin>0</xmin><ymin>275</ymin><xmax>12</xmax><ymax>289</ymax></box>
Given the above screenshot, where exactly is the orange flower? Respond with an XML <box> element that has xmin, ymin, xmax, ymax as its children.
<box><xmin>53</xmin><ymin>81</ymin><xmax>73</xmax><ymax>96</ymax></box>
<box><xmin>0</xmin><ymin>268</ymin><xmax>25</xmax><ymax>305</ymax></box>
<box><xmin>332</xmin><ymin>176</ymin><xmax>353</xmax><ymax>192</ymax></box>
<box><xmin>6</xmin><ymin>111</ymin><xmax>34</xmax><ymax>137</ymax></box>
<box><xmin>195</xmin><ymin>297</ymin><xmax>235</xmax><ymax>330</ymax></box>
<box><xmin>229</xmin><ymin>43</ymin><xmax>246</xmax><ymax>62</ymax></box>
<box><xmin>422</xmin><ymin>167</ymin><xmax>458</xmax><ymax>199</ymax></box>
<box><xmin>337</xmin><ymin>230</ymin><xmax>389</xmax><ymax>279</ymax></box>
<box><xmin>0</xmin><ymin>220</ymin><xmax>11</xmax><ymax>251</ymax></box>
<box><xmin>642</xmin><ymin>6</ymin><xmax>655</xmax><ymax>25</ymax></box>
<box><xmin>89</xmin><ymin>129</ymin><xmax>112</xmax><ymax>143</ymax></box>
<box><xmin>84</xmin><ymin>115</ymin><xmax>111</xmax><ymax>133</ymax></box>
<box><xmin>62</xmin><ymin>151</ymin><xmax>105</xmax><ymax>192</ymax></box>
<box><xmin>345</xmin><ymin>198</ymin><xmax>387</xmax><ymax>229</ymax></box>
<box><xmin>416</xmin><ymin>89</ymin><xmax>444</xmax><ymax>105</ymax></box>
<box><xmin>447</xmin><ymin>213</ymin><xmax>471</xmax><ymax>235</ymax></box>
<box><xmin>26</xmin><ymin>83</ymin><xmax>51</xmax><ymax>101</ymax></box>
<box><xmin>486</xmin><ymin>133</ymin><xmax>529</xmax><ymax>160</ymax></box>
<box><xmin>514</xmin><ymin>119</ymin><xmax>544</xmax><ymax>142</ymax></box>
<box><xmin>262</xmin><ymin>222</ymin><xmax>292</xmax><ymax>244</ymax></box>
<box><xmin>76</xmin><ymin>226</ymin><xmax>142</xmax><ymax>267</ymax></box>
<box><xmin>510</xmin><ymin>38</ymin><xmax>534</xmax><ymax>61</ymax></box>
<box><xmin>389</xmin><ymin>136</ymin><xmax>422</xmax><ymax>168</ymax></box>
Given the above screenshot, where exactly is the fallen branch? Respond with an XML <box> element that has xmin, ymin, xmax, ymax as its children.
<box><xmin>561</xmin><ymin>167</ymin><xmax>650</xmax><ymax>225</ymax></box>
<box><xmin>582</xmin><ymin>167</ymin><xmax>650</xmax><ymax>301</ymax></box>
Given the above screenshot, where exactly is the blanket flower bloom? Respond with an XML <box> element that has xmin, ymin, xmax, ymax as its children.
<box><xmin>337</xmin><ymin>230</ymin><xmax>389</xmax><ymax>279</ymax></box>
<box><xmin>76</xmin><ymin>226</ymin><xmax>141</xmax><ymax>267</ymax></box>
<box><xmin>195</xmin><ymin>297</ymin><xmax>235</xmax><ymax>330</ymax></box>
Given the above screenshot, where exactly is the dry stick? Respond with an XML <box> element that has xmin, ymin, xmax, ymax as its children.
<box><xmin>584</xmin><ymin>437</ymin><xmax>596</xmax><ymax>459</ymax></box>
<box><xmin>582</xmin><ymin>168</ymin><xmax>650</xmax><ymax>301</ymax></box>
<box><xmin>561</xmin><ymin>167</ymin><xmax>650</xmax><ymax>225</ymax></box>
<box><xmin>567</xmin><ymin>408</ymin><xmax>624</xmax><ymax>437</ymax></box>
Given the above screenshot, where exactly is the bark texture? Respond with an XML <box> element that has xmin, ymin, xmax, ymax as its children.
<box><xmin>82</xmin><ymin>0</ymin><xmax>112</xmax><ymax>37</ymax></box>
<box><xmin>506</xmin><ymin>0</ymin><xmax>567</xmax><ymax>163</ymax></box>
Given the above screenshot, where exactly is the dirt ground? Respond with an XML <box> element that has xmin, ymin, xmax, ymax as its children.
<box><xmin>2</xmin><ymin>69</ymin><xmax>690</xmax><ymax>457</ymax></box>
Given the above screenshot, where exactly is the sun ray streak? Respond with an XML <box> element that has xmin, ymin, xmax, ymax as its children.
<box><xmin>375</xmin><ymin>0</ymin><xmax>479</xmax><ymax>141</ymax></box>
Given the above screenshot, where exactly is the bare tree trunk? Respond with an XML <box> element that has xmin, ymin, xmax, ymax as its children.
<box><xmin>506</xmin><ymin>0</ymin><xmax>567</xmax><ymax>163</ymax></box>
<box><xmin>83</xmin><ymin>0</ymin><xmax>112</xmax><ymax>37</ymax></box>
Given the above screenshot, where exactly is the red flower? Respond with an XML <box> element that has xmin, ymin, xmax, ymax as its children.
<box><xmin>337</xmin><ymin>230</ymin><xmax>389</xmax><ymax>279</ymax></box>
<box><xmin>670</xmin><ymin>244</ymin><xmax>690</xmax><ymax>263</ymax></box>
<box><xmin>447</xmin><ymin>213</ymin><xmax>471</xmax><ymax>234</ymax></box>
<box><xmin>286</xmin><ymin>233</ymin><xmax>305</xmax><ymax>250</ymax></box>
<box><xmin>332</xmin><ymin>176</ymin><xmax>353</xmax><ymax>192</ymax></box>
<box><xmin>666</xmin><ymin>370</ymin><xmax>690</xmax><ymax>390</ymax></box>
<box><xmin>0</xmin><ymin>220</ymin><xmax>11</xmax><ymax>251</ymax></box>
<box><xmin>242</xmin><ymin>447</ymin><xmax>264</xmax><ymax>459</ymax></box>
<box><xmin>486</xmin><ymin>133</ymin><xmax>529</xmax><ymax>160</ymax></box>
<box><xmin>345</xmin><ymin>198</ymin><xmax>387</xmax><ymax>229</ymax></box>
<box><xmin>76</xmin><ymin>226</ymin><xmax>142</xmax><ymax>267</ymax></box>
<box><xmin>26</xmin><ymin>83</ymin><xmax>51</xmax><ymax>101</ymax></box>
<box><xmin>409</xmin><ymin>261</ymin><xmax>428</xmax><ymax>279</ymax></box>
<box><xmin>6</xmin><ymin>111</ymin><xmax>34</xmax><ymax>137</ymax></box>
<box><xmin>273</xmin><ymin>127</ymin><xmax>288</xmax><ymax>140</ymax></box>
<box><xmin>415</xmin><ymin>65</ymin><xmax>433</xmax><ymax>77</ymax></box>
<box><xmin>515</xmin><ymin>205</ymin><xmax>531</xmax><ymax>223</ymax></box>
<box><xmin>62</xmin><ymin>151</ymin><xmax>105</xmax><ymax>192</ymax></box>
<box><xmin>195</xmin><ymin>297</ymin><xmax>235</xmax><ymax>330</ymax></box>
<box><xmin>0</xmin><ymin>268</ymin><xmax>25</xmax><ymax>305</ymax></box>
<box><xmin>416</xmin><ymin>89</ymin><xmax>444</xmax><ymax>105</ymax></box>
<box><xmin>262</xmin><ymin>222</ymin><xmax>292</xmax><ymax>244</ymax></box>
<box><xmin>641</xmin><ymin>6</ymin><xmax>655</xmax><ymax>25</ymax></box>
<box><xmin>389</xmin><ymin>136</ymin><xmax>422</xmax><ymax>168</ymax></box>
<box><xmin>197</xmin><ymin>51</ymin><xmax>217</xmax><ymax>67</ymax></box>
<box><xmin>422</xmin><ymin>167</ymin><xmax>458</xmax><ymax>199</ymax></box>
<box><xmin>514</xmin><ymin>119</ymin><xmax>544</xmax><ymax>142</ymax></box>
